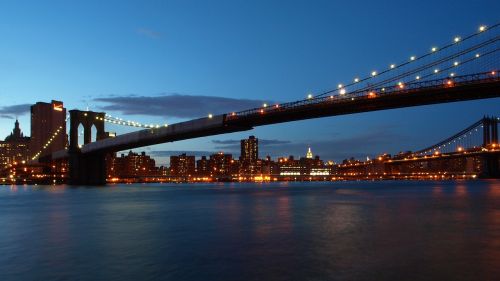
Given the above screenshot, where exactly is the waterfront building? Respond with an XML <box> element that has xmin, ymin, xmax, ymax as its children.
<box><xmin>196</xmin><ymin>156</ymin><xmax>210</xmax><ymax>176</ymax></box>
<box><xmin>209</xmin><ymin>152</ymin><xmax>233</xmax><ymax>179</ymax></box>
<box><xmin>230</xmin><ymin>159</ymin><xmax>240</xmax><ymax>178</ymax></box>
<box><xmin>109</xmin><ymin>151</ymin><xmax>157</xmax><ymax>178</ymax></box>
<box><xmin>170</xmin><ymin>153</ymin><xmax>196</xmax><ymax>177</ymax></box>
<box><xmin>261</xmin><ymin>155</ymin><xmax>279</xmax><ymax>177</ymax></box>
<box><xmin>278</xmin><ymin>156</ymin><xmax>301</xmax><ymax>179</ymax></box>
<box><xmin>240</xmin><ymin>136</ymin><xmax>260</xmax><ymax>176</ymax></box>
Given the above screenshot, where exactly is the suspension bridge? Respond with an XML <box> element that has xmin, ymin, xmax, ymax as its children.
<box><xmin>30</xmin><ymin>23</ymin><xmax>499</xmax><ymax>184</ymax></box>
<box><xmin>383</xmin><ymin>116</ymin><xmax>500</xmax><ymax>178</ymax></box>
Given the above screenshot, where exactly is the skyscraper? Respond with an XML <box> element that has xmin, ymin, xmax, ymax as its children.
<box><xmin>241</xmin><ymin>135</ymin><xmax>258</xmax><ymax>163</ymax></box>
<box><xmin>240</xmin><ymin>135</ymin><xmax>260</xmax><ymax>176</ymax></box>
<box><xmin>306</xmin><ymin>147</ymin><xmax>313</xmax><ymax>159</ymax></box>
<box><xmin>30</xmin><ymin>100</ymin><xmax>66</xmax><ymax>159</ymax></box>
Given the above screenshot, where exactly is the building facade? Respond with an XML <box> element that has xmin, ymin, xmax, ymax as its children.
<box><xmin>170</xmin><ymin>153</ymin><xmax>196</xmax><ymax>177</ymax></box>
<box><xmin>240</xmin><ymin>135</ymin><xmax>260</xmax><ymax>176</ymax></box>
<box><xmin>196</xmin><ymin>156</ymin><xmax>210</xmax><ymax>177</ymax></box>
<box><xmin>109</xmin><ymin>151</ymin><xmax>157</xmax><ymax>178</ymax></box>
<box><xmin>209</xmin><ymin>152</ymin><xmax>233</xmax><ymax>179</ymax></box>
<box><xmin>30</xmin><ymin>100</ymin><xmax>67</xmax><ymax>159</ymax></box>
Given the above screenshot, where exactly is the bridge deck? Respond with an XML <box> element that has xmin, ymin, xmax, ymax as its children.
<box><xmin>53</xmin><ymin>74</ymin><xmax>500</xmax><ymax>157</ymax></box>
<box><xmin>226</xmin><ymin>73</ymin><xmax>500</xmax><ymax>126</ymax></box>
<box><xmin>78</xmin><ymin>115</ymin><xmax>251</xmax><ymax>154</ymax></box>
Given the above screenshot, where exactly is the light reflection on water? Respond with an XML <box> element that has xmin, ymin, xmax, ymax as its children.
<box><xmin>1</xmin><ymin>181</ymin><xmax>500</xmax><ymax>281</ymax></box>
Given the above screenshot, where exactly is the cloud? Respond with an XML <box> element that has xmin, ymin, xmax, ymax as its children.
<box><xmin>260</xmin><ymin>139</ymin><xmax>291</xmax><ymax>146</ymax></box>
<box><xmin>0</xmin><ymin>104</ymin><xmax>31</xmax><ymax>119</ymax></box>
<box><xmin>94</xmin><ymin>94</ymin><xmax>273</xmax><ymax>118</ymax></box>
<box><xmin>211</xmin><ymin>140</ymin><xmax>240</xmax><ymax>145</ymax></box>
<box><xmin>149</xmin><ymin>150</ymin><xmax>218</xmax><ymax>157</ymax></box>
<box><xmin>212</xmin><ymin>138</ymin><xmax>291</xmax><ymax>150</ymax></box>
<box><xmin>136</xmin><ymin>28</ymin><xmax>162</xmax><ymax>39</ymax></box>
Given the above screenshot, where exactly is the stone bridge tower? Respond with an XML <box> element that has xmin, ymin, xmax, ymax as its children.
<box><xmin>68</xmin><ymin>110</ymin><xmax>107</xmax><ymax>185</ymax></box>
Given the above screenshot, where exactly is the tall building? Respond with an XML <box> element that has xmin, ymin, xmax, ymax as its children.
<box><xmin>241</xmin><ymin>135</ymin><xmax>258</xmax><ymax>163</ymax></box>
<box><xmin>0</xmin><ymin>119</ymin><xmax>31</xmax><ymax>167</ymax></box>
<box><xmin>306</xmin><ymin>147</ymin><xmax>313</xmax><ymax>159</ymax></box>
<box><xmin>170</xmin><ymin>153</ymin><xmax>196</xmax><ymax>177</ymax></box>
<box><xmin>240</xmin><ymin>135</ymin><xmax>260</xmax><ymax>176</ymax></box>
<box><xmin>30</xmin><ymin>100</ymin><xmax>67</xmax><ymax>159</ymax></box>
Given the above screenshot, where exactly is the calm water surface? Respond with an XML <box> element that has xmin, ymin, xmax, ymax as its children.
<box><xmin>1</xmin><ymin>181</ymin><xmax>500</xmax><ymax>281</ymax></box>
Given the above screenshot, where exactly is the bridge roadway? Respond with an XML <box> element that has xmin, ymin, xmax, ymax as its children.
<box><xmin>52</xmin><ymin>114</ymin><xmax>252</xmax><ymax>159</ymax></box>
<box><xmin>52</xmin><ymin>73</ymin><xmax>500</xmax><ymax>158</ymax></box>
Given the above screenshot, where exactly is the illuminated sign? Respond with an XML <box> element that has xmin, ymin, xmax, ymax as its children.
<box><xmin>53</xmin><ymin>103</ymin><xmax>64</xmax><ymax>112</ymax></box>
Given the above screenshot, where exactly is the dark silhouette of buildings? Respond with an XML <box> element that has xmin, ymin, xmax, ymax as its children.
<box><xmin>0</xmin><ymin>119</ymin><xmax>31</xmax><ymax>166</ymax></box>
<box><xmin>108</xmin><ymin>151</ymin><xmax>157</xmax><ymax>178</ymax></box>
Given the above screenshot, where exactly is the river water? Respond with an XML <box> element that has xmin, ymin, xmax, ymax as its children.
<box><xmin>1</xmin><ymin>181</ymin><xmax>499</xmax><ymax>281</ymax></box>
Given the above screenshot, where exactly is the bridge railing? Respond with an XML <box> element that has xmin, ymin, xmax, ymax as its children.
<box><xmin>225</xmin><ymin>71</ymin><xmax>499</xmax><ymax>121</ymax></box>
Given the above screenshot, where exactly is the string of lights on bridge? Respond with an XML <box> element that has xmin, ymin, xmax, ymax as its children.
<box><xmin>424</xmin><ymin>130</ymin><xmax>478</xmax><ymax>155</ymax></box>
<box><xmin>221</xmin><ymin>23</ymin><xmax>498</xmax><ymax>120</ymax></box>
<box><xmin>417</xmin><ymin>117</ymin><xmax>500</xmax><ymax>156</ymax></box>
<box><xmin>31</xmin><ymin>113</ymin><xmax>169</xmax><ymax>161</ymax></box>
<box><xmin>30</xmin><ymin>115</ymin><xmax>70</xmax><ymax>161</ymax></box>
<box><xmin>103</xmin><ymin>114</ymin><xmax>168</xmax><ymax>129</ymax></box>
<box><xmin>309</xmin><ymin>24</ymin><xmax>496</xmax><ymax>100</ymax></box>
<box><xmin>77</xmin><ymin>23</ymin><xmax>497</xmax><ymax>125</ymax></box>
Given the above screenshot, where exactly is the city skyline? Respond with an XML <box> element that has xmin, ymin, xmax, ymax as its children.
<box><xmin>0</xmin><ymin>116</ymin><xmax>325</xmax><ymax>164</ymax></box>
<box><xmin>2</xmin><ymin>2</ymin><xmax>500</xmax><ymax>280</ymax></box>
<box><xmin>1</xmin><ymin>0</ymin><xmax>500</xmax><ymax>165</ymax></box>
<box><xmin>4</xmin><ymin>120</ymin><xmax>497</xmax><ymax>184</ymax></box>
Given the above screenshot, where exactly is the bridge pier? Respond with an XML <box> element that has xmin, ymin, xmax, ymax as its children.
<box><xmin>481</xmin><ymin>152</ymin><xmax>500</xmax><ymax>178</ymax></box>
<box><xmin>68</xmin><ymin>151</ymin><xmax>107</xmax><ymax>185</ymax></box>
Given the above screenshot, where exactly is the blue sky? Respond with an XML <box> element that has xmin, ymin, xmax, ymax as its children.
<box><xmin>0</xmin><ymin>0</ymin><xmax>499</xmax><ymax>165</ymax></box>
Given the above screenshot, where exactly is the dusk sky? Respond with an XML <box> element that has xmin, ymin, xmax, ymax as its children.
<box><xmin>1</xmin><ymin>0</ymin><xmax>499</xmax><ymax>165</ymax></box>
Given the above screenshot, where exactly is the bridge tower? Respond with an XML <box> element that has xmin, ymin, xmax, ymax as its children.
<box><xmin>483</xmin><ymin>117</ymin><xmax>491</xmax><ymax>147</ymax></box>
<box><xmin>68</xmin><ymin>110</ymin><xmax>107</xmax><ymax>185</ymax></box>
<box><xmin>491</xmin><ymin>117</ymin><xmax>498</xmax><ymax>144</ymax></box>
<box><xmin>482</xmin><ymin>117</ymin><xmax>499</xmax><ymax>147</ymax></box>
<box><xmin>481</xmin><ymin>116</ymin><xmax>500</xmax><ymax>178</ymax></box>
